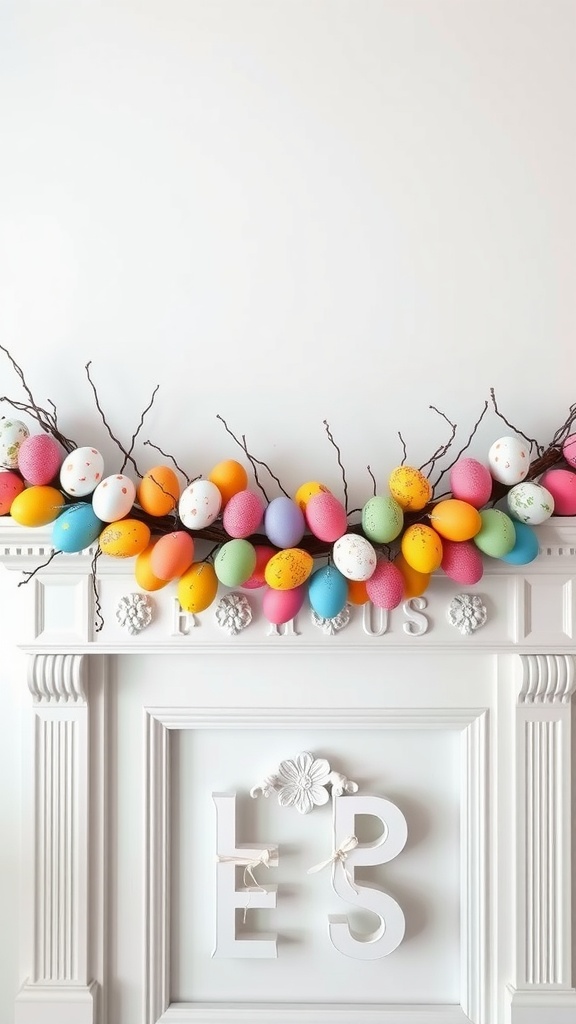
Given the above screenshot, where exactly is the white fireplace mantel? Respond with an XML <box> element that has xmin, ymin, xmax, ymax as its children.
<box><xmin>1</xmin><ymin>516</ymin><xmax>576</xmax><ymax>1024</ymax></box>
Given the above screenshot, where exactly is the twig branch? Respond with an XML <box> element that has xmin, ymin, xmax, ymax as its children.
<box><xmin>323</xmin><ymin>420</ymin><xmax>349</xmax><ymax>512</ymax></box>
<box><xmin>85</xmin><ymin>361</ymin><xmax>141</xmax><ymax>476</ymax></box>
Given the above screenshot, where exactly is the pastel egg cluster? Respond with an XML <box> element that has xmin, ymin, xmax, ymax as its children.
<box><xmin>2</xmin><ymin>414</ymin><xmax>576</xmax><ymax>628</ymax></box>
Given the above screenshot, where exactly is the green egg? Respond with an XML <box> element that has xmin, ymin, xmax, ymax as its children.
<box><xmin>214</xmin><ymin>539</ymin><xmax>257</xmax><ymax>587</ymax></box>
<box><xmin>473</xmin><ymin>509</ymin><xmax>516</xmax><ymax>558</ymax></box>
<box><xmin>362</xmin><ymin>495</ymin><xmax>404</xmax><ymax>544</ymax></box>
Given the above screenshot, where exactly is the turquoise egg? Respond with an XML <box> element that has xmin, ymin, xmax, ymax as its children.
<box><xmin>308</xmin><ymin>565</ymin><xmax>348</xmax><ymax>619</ymax></box>
<box><xmin>500</xmin><ymin>521</ymin><xmax>539</xmax><ymax>565</ymax></box>
<box><xmin>52</xmin><ymin>502</ymin><xmax>103</xmax><ymax>553</ymax></box>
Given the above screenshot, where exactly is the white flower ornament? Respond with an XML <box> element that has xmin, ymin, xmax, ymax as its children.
<box><xmin>251</xmin><ymin>751</ymin><xmax>358</xmax><ymax>814</ymax></box>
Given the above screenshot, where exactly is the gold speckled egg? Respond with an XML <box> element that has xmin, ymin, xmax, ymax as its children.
<box><xmin>99</xmin><ymin>519</ymin><xmax>151</xmax><ymax>557</ymax></box>
<box><xmin>264</xmin><ymin>547</ymin><xmax>314</xmax><ymax>590</ymax></box>
<box><xmin>177</xmin><ymin>562</ymin><xmax>219</xmax><ymax>613</ymax></box>
<box><xmin>388</xmin><ymin>466</ymin><xmax>432</xmax><ymax>511</ymax></box>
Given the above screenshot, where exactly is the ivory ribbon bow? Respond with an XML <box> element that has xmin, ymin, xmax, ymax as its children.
<box><xmin>307</xmin><ymin>835</ymin><xmax>359</xmax><ymax>892</ymax></box>
<box><xmin>217</xmin><ymin>848</ymin><xmax>274</xmax><ymax>891</ymax></box>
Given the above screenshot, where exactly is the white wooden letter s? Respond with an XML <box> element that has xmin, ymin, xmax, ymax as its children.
<box><xmin>329</xmin><ymin>794</ymin><xmax>408</xmax><ymax>959</ymax></box>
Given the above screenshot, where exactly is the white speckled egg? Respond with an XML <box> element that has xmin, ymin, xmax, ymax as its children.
<box><xmin>488</xmin><ymin>436</ymin><xmax>530</xmax><ymax>485</ymax></box>
<box><xmin>92</xmin><ymin>474</ymin><xmax>136</xmax><ymax>522</ymax></box>
<box><xmin>178</xmin><ymin>479</ymin><xmax>222</xmax><ymax>529</ymax></box>
<box><xmin>332</xmin><ymin>533</ymin><xmax>377</xmax><ymax>581</ymax></box>
<box><xmin>0</xmin><ymin>418</ymin><xmax>30</xmax><ymax>469</ymax></box>
<box><xmin>506</xmin><ymin>481</ymin><xmax>554</xmax><ymax>525</ymax></box>
<box><xmin>60</xmin><ymin>446</ymin><xmax>104</xmax><ymax>496</ymax></box>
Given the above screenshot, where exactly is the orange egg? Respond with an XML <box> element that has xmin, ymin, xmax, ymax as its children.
<box><xmin>208</xmin><ymin>459</ymin><xmax>248</xmax><ymax>507</ymax></box>
<box><xmin>401</xmin><ymin>524</ymin><xmax>443</xmax><ymax>574</ymax></box>
<box><xmin>393</xmin><ymin>552</ymin><xmax>431</xmax><ymax>597</ymax></box>
<box><xmin>10</xmin><ymin>485</ymin><xmax>66</xmax><ymax>527</ymax></box>
<box><xmin>99</xmin><ymin>519</ymin><xmax>151</xmax><ymax>557</ymax></box>
<box><xmin>428</xmin><ymin>499</ymin><xmax>482</xmax><ymax>542</ymax></box>
<box><xmin>137</xmin><ymin>466</ymin><xmax>180</xmax><ymax>516</ymax></box>
<box><xmin>294</xmin><ymin>481</ymin><xmax>330</xmax><ymax>513</ymax></box>
<box><xmin>347</xmin><ymin>578</ymin><xmax>370</xmax><ymax>605</ymax></box>
<box><xmin>135</xmin><ymin>541</ymin><xmax>170</xmax><ymax>592</ymax></box>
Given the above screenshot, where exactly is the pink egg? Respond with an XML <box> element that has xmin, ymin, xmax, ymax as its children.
<box><xmin>538</xmin><ymin>469</ymin><xmax>576</xmax><ymax>516</ymax></box>
<box><xmin>17</xmin><ymin>433</ymin><xmax>63</xmax><ymax>486</ymax></box>
<box><xmin>262</xmin><ymin>584</ymin><xmax>307</xmax><ymax>625</ymax></box>
<box><xmin>441</xmin><ymin>539</ymin><xmax>484</xmax><ymax>584</ymax></box>
<box><xmin>449</xmin><ymin>458</ymin><xmax>493</xmax><ymax>509</ymax></box>
<box><xmin>563</xmin><ymin>433</ymin><xmax>576</xmax><ymax>468</ymax></box>
<box><xmin>304</xmin><ymin>491</ymin><xmax>348</xmax><ymax>542</ymax></box>
<box><xmin>150</xmin><ymin>531</ymin><xmax>195</xmax><ymax>581</ymax></box>
<box><xmin>0</xmin><ymin>470</ymin><xmax>25</xmax><ymax>514</ymax></box>
<box><xmin>365</xmin><ymin>560</ymin><xmax>404</xmax><ymax>609</ymax></box>
<box><xmin>242</xmin><ymin>544</ymin><xmax>277</xmax><ymax>589</ymax></box>
<box><xmin>222</xmin><ymin>489</ymin><xmax>265</xmax><ymax>538</ymax></box>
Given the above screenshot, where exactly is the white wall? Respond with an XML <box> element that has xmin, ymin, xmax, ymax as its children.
<box><xmin>0</xmin><ymin>1</ymin><xmax>575</xmax><ymax>1018</ymax></box>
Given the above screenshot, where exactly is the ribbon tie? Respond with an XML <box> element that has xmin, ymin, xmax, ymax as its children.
<box><xmin>217</xmin><ymin>848</ymin><xmax>275</xmax><ymax>921</ymax></box>
<box><xmin>307</xmin><ymin>835</ymin><xmax>359</xmax><ymax>892</ymax></box>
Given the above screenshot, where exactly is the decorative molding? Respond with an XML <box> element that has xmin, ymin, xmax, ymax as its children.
<box><xmin>27</xmin><ymin>653</ymin><xmax>87</xmax><ymax>704</ymax></box>
<box><xmin>250</xmin><ymin>751</ymin><xmax>359</xmax><ymax>814</ymax></box>
<box><xmin>447</xmin><ymin>594</ymin><xmax>487</xmax><ymax>635</ymax></box>
<box><xmin>144</xmin><ymin>712</ymin><xmax>171</xmax><ymax>1024</ymax></box>
<box><xmin>517</xmin><ymin>654</ymin><xmax>576</xmax><ymax>705</ymax></box>
<box><xmin>311</xmin><ymin>606</ymin><xmax>351</xmax><ymax>634</ymax></box>
<box><xmin>157</xmin><ymin>1007</ymin><xmax>472</xmax><ymax>1023</ymax></box>
<box><xmin>215</xmin><ymin>593</ymin><xmax>253</xmax><ymax>635</ymax></box>
<box><xmin>116</xmin><ymin>592</ymin><xmax>153</xmax><ymax>634</ymax></box>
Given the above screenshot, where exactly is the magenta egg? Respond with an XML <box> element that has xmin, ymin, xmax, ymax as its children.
<box><xmin>365</xmin><ymin>560</ymin><xmax>404</xmax><ymax>609</ymax></box>
<box><xmin>222</xmin><ymin>489</ymin><xmax>265</xmax><ymax>538</ymax></box>
<box><xmin>304</xmin><ymin>491</ymin><xmax>348</xmax><ymax>542</ymax></box>
<box><xmin>441</xmin><ymin>539</ymin><xmax>484</xmax><ymax>584</ymax></box>
<box><xmin>17</xmin><ymin>433</ymin><xmax>63</xmax><ymax>486</ymax></box>
<box><xmin>262</xmin><ymin>584</ymin><xmax>307</xmax><ymax>624</ymax></box>
<box><xmin>449</xmin><ymin>458</ymin><xmax>493</xmax><ymax>509</ymax></box>
<box><xmin>563</xmin><ymin>434</ymin><xmax>576</xmax><ymax>469</ymax></box>
<box><xmin>538</xmin><ymin>468</ymin><xmax>576</xmax><ymax>516</ymax></box>
<box><xmin>0</xmin><ymin>470</ymin><xmax>25</xmax><ymax>514</ymax></box>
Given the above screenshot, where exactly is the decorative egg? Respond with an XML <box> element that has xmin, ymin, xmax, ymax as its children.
<box><xmin>264</xmin><ymin>496</ymin><xmax>306</xmax><ymax>548</ymax></box>
<box><xmin>150</xmin><ymin>531</ymin><xmax>195</xmax><ymax>581</ymax></box>
<box><xmin>262</xmin><ymin>584</ymin><xmax>307</xmax><ymax>625</ymax></box>
<box><xmin>429</xmin><ymin>498</ymin><xmax>482</xmax><ymax>541</ymax></box>
<box><xmin>332</xmin><ymin>533</ymin><xmax>377</xmax><ymax>581</ymax></box>
<box><xmin>178</xmin><ymin>479</ymin><xmax>222</xmax><ymax>529</ymax></box>
<box><xmin>264</xmin><ymin>548</ymin><xmax>314</xmax><ymax>590</ymax></box>
<box><xmin>347</xmin><ymin>578</ymin><xmax>369</xmax><ymax>604</ymax></box>
<box><xmin>177</xmin><ymin>562</ymin><xmax>219</xmax><ymax>613</ymax></box>
<box><xmin>361</xmin><ymin>495</ymin><xmax>404</xmax><ymax>543</ymax></box>
<box><xmin>17</xmin><ymin>433</ymin><xmax>63</xmax><ymax>485</ymax></box>
<box><xmin>222</xmin><ymin>489</ymin><xmax>265</xmax><ymax>538</ymax></box>
<box><xmin>473</xmin><ymin>509</ymin><xmax>516</xmax><ymax>558</ymax></box>
<box><xmin>401</xmin><ymin>524</ymin><xmax>443</xmax><ymax>573</ymax></box>
<box><xmin>365</xmin><ymin>559</ymin><xmax>405</xmax><ymax>609</ymax></box>
<box><xmin>388</xmin><ymin>466</ymin><xmax>432</xmax><ymax>511</ymax></box>
<box><xmin>99</xmin><ymin>519</ymin><xmax>151</xmax><ymax>557</ymax></box>
<box><xmin>500</xmin><ymin>521</ymin><xmax>540</xmax><ymax>565</ymax></box>
<box><xmin>59</xmin><ymin>446</ymin><xmax>104</xmax><ymax>497</ymax></box>
<box><xmin>207</xmin><ymin>459</ymin><xmax>248</xmax><ymax>506</ymax></box>
<box><xmin>308</xmin><ymin>565</ymin><xmax>348</xmax><ymax>619</ymax></box>
<box><xmin>449</xmin><ymin>458</ymin><xmax>493</xmax><ymax>509</ymax></box>
<box><xmin>10</xmin><ymin>485</ymin><xmax>66</xmax><ymax>527</ymax></box>
<box><xmin>92</xmin><ymin>474</ymin><xmax>136</xmax><ymax>522</ymax></box>
<box><xmin>506</xmin><ymin>481</ymin><xmax>554</xmax><ymax>525</ymax></box>
<box><xmin>538</xmin><ymin>468</ymin><xmax>576</xmax><ymax>516</ymax></box>
<box><xmin>0</xmin><ymin>418</ymin><xmax>30</xmax><ymax>469</ymax></box>
<box><xmin>137</xmin><ymin>465</ymin><xmax>180</xmax><ymax>516</ymax></box>
<box><xmin>242</xmin><ymin>544</ymin><xmax>277</xmax><ymax>589</ymax></box>
<box><xmin>135</xmin><ymin>542</ymin><xmax>170</xmax><ymax>592</ymax></box>
<box><xmin>393</xmin><ymin>552</ymin><xmax>431</xmax><ymax>598</ymax></box>
<box><xmin>441</xmin><ymin>539</ymin><xmax>484</xmax><ymax>584</ymax></box>
<box><xmin>294</xmin><ymin>481</ymin><xmax>330</xmax><ymax>513</ymax></box>
<box><xmin>562</xmin><ymin>433</ymin><xmax>576</xmax><ymax>469</ymax></box>
<box><xmin>0</xmin><ymin>471</ymin><xmax>25</xmax><ymax>514</ymax></box>
<box><xmin>305</xmin><ymin>491</ymin><xmax>348</xmax><ymax>542</ymax></box>
<box><xmin>487</xmin><ymin>436</ymin><xmax>530</xmax><ymax>485</ymax></box>
<box><xmin>52</xmin><ymin>503</ymin><xmax>103</xmax><ymax>553</ymax></box>
<box><xmin>214</xmin><ymin>539</ymin><xmax>257</xmax><ymax>586</ymax></box>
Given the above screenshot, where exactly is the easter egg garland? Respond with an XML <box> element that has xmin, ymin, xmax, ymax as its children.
<box><xmin>1</xmin><ymin>344</ymin><xmax>576</xmax><ymax>631</ymax></box>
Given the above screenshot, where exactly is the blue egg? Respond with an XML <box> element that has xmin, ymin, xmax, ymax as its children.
<box><xmin>308</xmin><ymin>565</ymin><xmax>348</xmax><ymax>619</ymax></box>
<box><xmin>52</xmin><ymin>502</ymin><xmax>104</xmax><ymax>553</ymax></box>
<box><xmin>500</xmin><ymin>520</ymin><xmax>539</xmax><ymax>565</ymax></box>
<box><xmin>264</xmin><ymin>495</ymin><xmax>306</xmax><ymax>548</ymax></box>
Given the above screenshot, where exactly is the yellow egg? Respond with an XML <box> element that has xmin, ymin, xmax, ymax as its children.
<box><xmin>137</xmin><ymin>466</ymin><xmax>180</xmax><ymax>516</ymax></box>
<box><xmin>428</xmin><ymin>498</ymin><xmax>482</xmax><ymax>542</ymax></box>
<box><xmin>294</xmin><ymin>481</ymin><xmax>330</xmax><ymax>513</ymax></box>
<box><xmin>264</xmin><ymin>548</ymin><xmax>314</xmax><ymax>590</ymax></box>
<box><xmin>207</xmin><ymin>459</ymin><xmax>248</xmax><ymax>507</ymax></box>
<box><xmin>99</xmin><ymin>519</ymin><xmax>151</xmax><ymax>557</ymax></box>
<box><xmin>177</xmin><ymin>561</ymin><xmax>219</xmax><ymax>613</ymax></box>
<box><xmin>135</xmin><ymin>541</ymin><xmax>170</xmax><ymax>592</ymax></box>
<box><xmin>401</xmin><ymin>524</ymin><xmax>443</xmax><ymax>573</ymax></box>
<box><xmin>393</xmin><ymin>551</ymin><xmax>431</xmax><ymax>597</ymax></box>
<box><xmin>388</xmin><ymin>466</ymin><xmax>432</xmax><ymax>511</ymax></box>
<box><xmin>10</xmin><ymin>485</ymin><xmax>66</xmax><ymax>527</ymax></box>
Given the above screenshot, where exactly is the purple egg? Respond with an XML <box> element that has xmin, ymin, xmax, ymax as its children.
<box><xmin>264</xmin><ymin>495</ymin><xmax>306</xmax><ymax>548</ymax></box>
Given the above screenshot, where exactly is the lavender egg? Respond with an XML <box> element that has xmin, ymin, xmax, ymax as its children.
<box><xmin>264</xmin><ymin>496</ymin><xmax>306</xmax><ymax>548</ymax></box>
